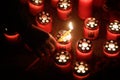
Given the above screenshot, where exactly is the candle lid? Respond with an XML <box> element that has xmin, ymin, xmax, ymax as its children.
<box><xmin>108</xmin><ymin>20</ymin><xmax>120</xmax><ymax>34</ymax></box>
<box><xmin>73</xmin><ymin>61</ymin><xmax>90</xmax><ymax>76</ymax></box>
<box><xmin>54</xmin><ymin>50</ymin><xmax>71</xmax><ymax>65</ymax></box>
<box><xmin>77</xmin><ymin>38</ymin><xmax>92</xmax><ymax>53</ymax></box>
<box><xmin>57</xmin><ymin>0</ymin><xmax>72</xmax><ymax>10</ymax></box>
<box><xmin>36</xmin><ymin>11</ymin><xmax>51</xmax><ymax>24</ymax></box>
<box><xmin>85</xmin><ymin>18</ymin><xmax>99</xmax><ymax>30</ymax></box>
<box><xmin>104</xmin><ymin>40</ymin><xmax>119</xmax><ymax>54</ymax></box>
<box><xmin>56</xmin><ymin>30</ymin><xmax>71</xmax><ymax>44</ymax></box>
<box><xmin>30</xmin><ymin>0</ymin><xmax>43</xmax><ymax>5</ymax></box>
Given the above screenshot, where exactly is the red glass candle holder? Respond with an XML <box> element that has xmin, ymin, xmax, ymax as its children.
<box><xmin>76</xmin><ymin>38</ymin><xmax>93</xmax><ymax>61</ymax></box>
<box><xmin>28</xmin><ymin>0</ymin><xmax>44</xmax><ymax>15</ymax></box>
<box><xmin>106</xmin><ymin>20</ymin><xmax>120</xmax><ymax>40</ymax></box>
<box><xmin>78</xmin><ymin>0</ymin><xmax>93</xmax><ymax>20</ymax></box>
<box><xmin>84</xmin><ymin>17</ymin><xmax>99</xmax><ymax>40</ymax></box>
<box><xmin>3</xmin><ymin>27</ymin><xmax>20</xmax><ymax>43</ymax></box>
<box><xmin>53</xmin><ymin>50</ymin><xmax>72</xmax><ymax>73</ymax></box>
<box><xmin>57</xmin><ymin>0</ymin><xmax>72</xmax><ymax>20</ymax></box>
<box><xmin>36</xmin><ymin>11</ymin><xmax>52</xmax><ymax>33</ymax></box>
<box><xmin>51</xmin><ymin>0</ymin><xmax>59</xmax><ymax>7</ymax></box>
<box><xmin>55</xmin><ymin>30</ymin><xmax>72</xmax><ymax>51</ymax></box>
<box><xmin>103</xmin><ymin>40</ymin><xmax>119</xmax><ymax>58</ymax></box>
<box><xmin>73</xmin><ymin>61</ymin><xmax>90</xmax><ymax>80</ymax></box>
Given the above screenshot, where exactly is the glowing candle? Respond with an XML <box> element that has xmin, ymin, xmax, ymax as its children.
<box><xmin>57</xmin><ymin>0</ymin><xmax>72</xmax><ymax>20</ymax></box>
<box><xmin>28</xmin><ymin>0</ymin><xmax>44</xmax><ymax>15</ymax></box>
<box><xmin>84</xmin><ymin>17</ymin><xmax>99</xmax><ymax>40</ymax></box>
<box><xmin>36</xmin><ymin>11</ymin><xmax>52</xmax><ymax>33</ymax></box>
<box><xmin>106</xmin><ymin>20</ymin><xmax>120</xmax><ymax>40</ymax></box>
<box><xmin>76</xmin><ymin>38</ymin><xmax>93</xmax><ymax>61</ymax></box>
<box><xmin>55</xmin><ymin>22</ymin><xmax>73</xmax><ymax>51</ymax></box>
<box><xmin>73</xmin><ymin>61</ymin><xmax>90</xmax><ymax>80</ymax></box>
<box><xmin>78</xmin><ymin>0</ymin><xmax>93</xmax><ymax>20</ymax></box>
<box><xmin>53</xmin><ymin>50</ymin><xmax>72</xmax><ymax>73</ymax></box>
<box><xmin>103</xmin><ymin>40</ymin><xmax>119</xmax><ymax>57</ymax></box>
<box><xmin>51</xmin><ymin>0</ymin><xmax>59</xmax><ymax>7</ymax></box>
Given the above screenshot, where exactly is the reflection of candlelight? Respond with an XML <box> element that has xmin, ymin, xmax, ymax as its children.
<box><xmin>73</xmin><ymin>61</ymin><xmax>90</xmax><ymax>80</ymax></box>
<box><xmin>58</xmin><ymin>22</ymin><xmax>73</xmax><ymax>42</ymax></box>
<box><xmin>103</xmin><ymin>40</ymin><xmax>119</xmax><ymax>57</ymax></box>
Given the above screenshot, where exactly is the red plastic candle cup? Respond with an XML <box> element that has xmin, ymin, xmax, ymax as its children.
<box><xmin>53</xmin><ymin>50</ymin><xmax>72</xmax><ymax>73</ymax></box>
<box><xmin>57</xmin><ymin>0</ymin><xmax>72</xmax><ymax>20</ymax></box>
<box><xmin>3</xmin><ymin>27</ymin><xmax>20</xmax><ymax>43</ymax></box>
<box><xmin>103</xmin><ymin>40</ymin><xmax>119</xmax><ymax>58</ymax></box>
<box><xmin>36</xmin><ymin>11</ymin><xmax>52</xmax><ymax>33</ymax></box>
<box><xmin>51</xmin><ymin>0</ymin><xmax>59</xmax><ymax>7</ymax></box>
<box><xmin>84</xmin><ymin>17</ymin><xmax>99</xmax><ymax>40</ymax></box>
<box><xmin>55</xmin><ymin>30</ymin><xmax>72</xmax><ymax>51</ymax></box>
<box><xmin>73</xmin><ymin>61</ymin><xmax>90</xmax><ymax>80</ymax></box>
<box><xmin>106</xmin><ymin>20</ymin><xmax>120</xmax><ymax>40</ymax></box>
<box><xmin>78</xmin><ymin>0</ymin><xmax>93</xmax><ymax>20</ymax></box>
<box><xmin>76</xmin><ymin>38</ymin><xmax>93</xmax><ymax>61</ymax></box>
<box><xmin>28</xmin><ymin>0</ymin><xmax>44</xmax><ymax>15</ymax></box>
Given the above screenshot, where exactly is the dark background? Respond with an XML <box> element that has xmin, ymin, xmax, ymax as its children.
<box><xmin>0</xmin><ymin>0</ymin><xmax>120</xmax><ymax>80</ymax></box>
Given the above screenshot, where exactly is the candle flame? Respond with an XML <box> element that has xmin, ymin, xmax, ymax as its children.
<box><xmin>69</xmin><ymin>22</ymin><xmax>73</xmax><ymax>30</ymax></box>
<box><xmin>57</xmin><ymin>22</ymin><xmax>73</xmax><ymax>42</ymax></box>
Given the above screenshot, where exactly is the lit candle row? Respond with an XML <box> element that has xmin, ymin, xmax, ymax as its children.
<box><xmin>52</xmin><ymin>49</ymin><xmax>91</xmax><ymax>80</ymax></box>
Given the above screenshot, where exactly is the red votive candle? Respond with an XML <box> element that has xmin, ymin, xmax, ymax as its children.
<box><xmin>3</xmin><ymin>27</ymin><xmax>20</xmax><ymax>43</ymax></box>
<box><xmin>57</xmin><ymin>0</ymin><xmax>72</xmax><ymax>20</ymax></box>
<box><xmin>73</xmin><ymin>61</ymin><xmax>90</xmax><ymax>80</ymax></box>
<box><xmin>36</xmin><ymin>11</ymin><xmax>52</xmax><ymax>33</ymax></box>
<box><xmin>106</xmin><ymin>20</ymin><xmax>120</xmax><ymax>40</ymax></box>
<box><xmin>78</xmin><ymin>0</ymin><xmax>93</xmax><ymax>20</ymax></box>
<box><xmin>103</xmin><ymin>40</ymin><xmax>119</xmax><ymax>58</ymax></box>
<box><xmin>51</xmin><ymin>0</ymin><xmax>59</xmax><ymax>7</ymax></box>
<box><xmin>28</xmin><ymin>0</ymin><xmax>44</xmax><ymax>15</ymax></box>
<box><xmin>53</xmin><ymin>50</ymin><xmax>72</xmax><ymax>73</ymax></box>
<box><xmin>76</xmin><ymin>38</ymin><xmax>93</xmax><ymax>61</ymax></box>
<box><xmin>55</xmin><ymin>30</ymin><xmax>72</xmax><ymax>51</ymax></box>
<box><xmin>84</xmin><ymin>17</ymin><xmax>99</xmax><ymax>40</ymax></box>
